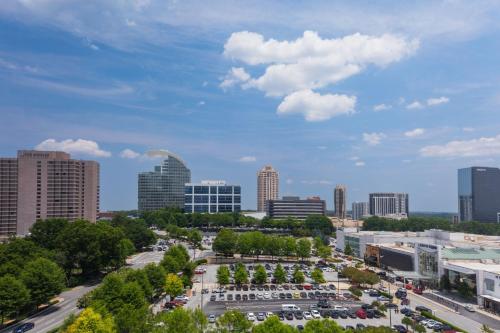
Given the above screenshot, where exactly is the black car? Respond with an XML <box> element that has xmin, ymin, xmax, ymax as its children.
<box><xmin>263</xmin><ymin>285</ymin><xmax>270</xmax><ymax>291</ymax></box>
<box><xmin>415</xmin><ymin>306</ymin><xmax>431</xmax><ymax>313</ymax></box>
<box><xmin>249</xmin><ymin>293</ymin><xmax>256</xmax><ymax>300</ymax></box>
<box><xmin>286</xmin><ymin>293</ymin><xmax>292</xmax><ymax>299</ymax></box>
<box><xmin>278</xmin><ymin>313</ymin><xmax>285</xmax><ymax>321</ymax></box>
<box><xmin>297</xmin><ymin>324</ymin><xmax>304</xmax><ymax>331</ymax></box>
<box><xmin>210</xmin><ymin>295</ymin><xmax>216</xmax><ymax>301</ymax></box>
<box><xmin>235</xmin><ymin>294</ymin><xmax>241</xmax><ymax>301</ymax></box>
<box><xmin>270</xmin><ymin>284</ymin><xmax>276</xmax><ymax>290</ymax></box>
<box><xmin>392</xmin><ymin>325</ymin><xmax>408</xmax><ymax>333</ymax></box>
<box><xmin>300</xmin><ymin>292</ymin><xmax>307</xmax><ymax>299</ymax></box>
<box><xmin>283</xmin><ymin>285</ymin><xmax>290</xmax><ymax>290</ymax></box>
<box><xmin>257</xmin><ymin>285</ymin><xmax>263</xmax><ymax>291</ymax></box>
<box><xmin>242</xmin><ymin>294</ymin><xmax>248</xmax><ymax>301</ymax></box>
<box><xmin>235</xmin><ymin>285</ymin><xmax>241</xmax><ymax>291</ymax></box>
<box><xmin>14</xmin><ymin>323</ymin><xmax>35</xmax><ymax>333</ymax></box>
<box><xmin>361</xmin><ymin>303</ymin><xmax>373</xmax><ymax>310</ymax></box>
<box><xmin>229</xmin><ymin>285</ymin><xmax>235</xmax><ymax>291</ymax></box>
<box><xmin>339</xmin><ymin>311</ymin><xmax>348</xmax><ymax>319</ymax></box>
<box><xmin>279</xmin><ymin>293</ymin><xmax>286</xmax><ymax>299</ymax></box>
<box><xmin>356</xmin><ymin>323</ymin><xmax>365</xmax><ymax>329</ymax></box>
<box><xmin>285</xmin><ymin>312</ymin><xmax>294</xmax><ymax>320</ymax></box>
<box><xmin>347</xmin><ymin>310</ymin><xmax>357</xmax><ymax>319</ymax></box>
<box><xmin>243</xmin><ymin>285</ymin><xmax>248</xmax><ymax>291</ymax></box>
<box><xmin>227</xmin><ymin>294</ymin><xmax>233</xmax><ymax>301</ymax></box>
<box><xmin>331</xmin><ymin>310</ymin><xmax>339</xmax><ymax>319</ymax></box>
<box><xmin>294</xmin><ymin>311</ymin><xmax>303</xmax><ymax>320</ymax></box>
<box><xmin>250</xmin><ymin>285</ymin><xmax>256</xmax><ymax>291</ymax></box>
<box><xmin>319</xmin><ymin>310</ymin><xmax>330</xmax><ymax>318</ymax></box>
<box><xmin>369</xmin><ymin>290</ymin><xmax>380</xmax><ymax>297</ymax></box>
<box><xmin>386</xmin><ymin>303</ymin><xmax>398</xmax><ymax>309</ymax></box>
<box><xmin>296</xmin><ymin>284</ymin><xmax>303</xmax><ymax>290</ymax></box>
<box><xmin>345</xmin><ymin>325</ymin><xmax>355</xmax><ymax>331</ymax></box>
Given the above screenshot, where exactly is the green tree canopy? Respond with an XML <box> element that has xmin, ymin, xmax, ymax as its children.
<box><xmin>292</xmin><ymin>267</ymin><xmax>305</xmax><ymax>284</ymax></box>
<box><xmin>213</xmin><ymin>229</ymin><xmax>238</xmax><ymax>256</ymax></box>
<box><xmin>165</xmin><ymin>273</ymin><xmax>184</xmax><ymax>299</ymax></box>
<box><xmin>303</xmin><ymin>319</ymin><xmax>344</xmax><ymax>333</ymax></box>
<box><xmin>0</xmin><ymin>275</ymin><xmax>30</xmax><ymax>324</ymax></box>
<box><xmin>234</xmin><ymin>263</ymin><xmax>248</xmax><ymax>285</ymax></box>
<box><xmin>144</xmin><ymin>263</ymin><xmax>167</xmax><ymax>296</ymax></box>
<box><xmin>273</xmin><ymin>264</ymin><xmax>287</xmax><ymax>284</ymax></box>
<box><xmin>311</xmin><ymin>268</ymin><xmax>326</xmax><ymax>284</ymax></box>
<box><xmin>253</xmin><ymin>264</ymin><xmax>267</xmax><ymax>284</ymax></box>
<box><xmin>216</xmin><ymin>310</ymin><xmax>252</xmax><ymax>333</ymax></box>
<box><xmin>217</xmin><ymin>265</ymin><xmax>231</xmax><ymax>286</ymax></box>
<box><xmin>65</xmin><ymin>307</ymin><xmax>116</xmax><ymax>333</ymax></box>
<box><xmin>21</xmin><ymin>257</ymin><xmax>65</xmax><ymax>307</ymax></box>
<box><xmin>152</xmin><ymin>307</ymin><xmax>207</xmax><ymax>333</ymax></box>
<box><xmin>296</xmin><ymin>238</ymin><xmax>312</xmax><ymax>261</ymax></box>
<box><xmin>29</xmin><ymin>218</ymin><xmax>69</xmax><ymax>250</ymax></box>
<box><xmin>252</xmin><ymin>316</ymin><xmax>296</xmax><ymax>333</ymax></box>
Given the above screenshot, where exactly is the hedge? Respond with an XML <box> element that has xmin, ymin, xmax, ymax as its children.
<box><xmin>421</xmin><ymin>311</ymin><xmax>468</xmax><ymax>333</ymax></box>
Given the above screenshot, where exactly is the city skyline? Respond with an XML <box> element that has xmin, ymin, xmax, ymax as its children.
<box><xmin>2</xmin><ymin>1</ymin><xmax>500</xmax><ymax>212</ymax></box>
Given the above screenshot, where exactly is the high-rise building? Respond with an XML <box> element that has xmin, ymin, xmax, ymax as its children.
<box><xmin>334</xmin><ymin>185</ymin><xmax>347</xmax><ymax>219</ymax></box>
<box><xmin>369</xmin><ymin>193</ymin><xmax>409</xmax><ymax>218</ymax></box>
<box><xmin>458</xmin><ymin>167</ymin><xmax>500</xmax><ymax>223</ymax></box>
<box><xmin>0</xmin><ymin>150</ymin><xmax>99</xmax><ymax>236</ymax></box>
<box><xmin>138</xmin><ymin>152</ymin><xmax>191</xmax><ymax>211</ymax></box>
<box><xmin>352</xmin><ymin>202</ymin><xmax>369</xmax><ymax>220</ymax></box>
<box><xmin>257</xmin><ymin>165</ymin><xmax>279</xmax><ymax>212</ymax></box>
<box><xmin>267</xmin><ymin>196</ymin><xmax>326</xmax><ymax>220</ymax></box>
<box><xmin>184</xmin><ymin>180</ymin><xmax>241</xmax><ymax>213</ymax></box>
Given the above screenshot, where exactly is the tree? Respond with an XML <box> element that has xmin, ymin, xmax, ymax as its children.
<box><xmin>303</xmin><ymin>319</ymin><xmax>344</xmax><ymax>333</ymax></box>
<box><xmin>216</xmin><ymin>310</ymin><xmax>252</xmax><ymax>333</ymax></box>
<box><xmin>253</xmin><ymin>264</ymin><xmax>267</xmax><ymax>284</ymax></box>
<box><xmin>414</xmin><ymin>324</ymin><xmax>426</xmax><ymax>333</ymax></box>
<box><xmin>282</xmin><ymin>237</ymin><xmax>296</xmax><ymax>258</ymax></box>
<box><xmin>439</xmin><ymin>274</ymin><xmax>451</xmax><ymax>291</ymax></box>
<box><xmin>457</xmin><ymin>280</ymin><xmax>473</xmax><ymax>298</ymax></box>
<box><xmin>111</xmin><ymin>215</ymin><xmax>156</xmax><ymax>251</ymax></box>
<box><xmin>29</xmin><ymin>218</ymin><xmax>69</xmax><ymax>250</ymax></box>
<box><xmin>164</xmin><ymin>274</ymin><xmax>184</xmax><ymax>299</ymax></box>
<box><xmin>144</xmin><ymin>263</ymin><xmax>167</xmax><ymax>296</ymax></box>
<box><xmin>0</xmin><ymin>275</ymin><xmax>30</xmax><ymax>324</ymax></box>
<box><xmin>152</xmin><ymin>307</ymin><xmax>207</xmax><ymax>333</ymax></box>
<box><xmin>273</xmin><ymin>264</ymin><xmax>287</xmax><ymax>284</ymax></box>
<box><xmin>161</xmin><ymin>245</ymin><xmax>190</xmax><ymax>274</ymax></box>
<box><xmin>252</xmin><ymin>316</ymin><xmax>296</xmax><ymax>333</ymax></box>
<box><xmin>481</xmin><ymin>324</ymin><xmax>495</xmax><ymax>333</ymax></box>
<box><xmin>21</xmin><ymin>258</ymin><xmax>65</xmax><ymax>307</ymax></box>
<box><xmin>401</xmin><ymin>317</ymin><xmax>413</xmax><ymax>331</ymax></box>
<box><xmin>234</xmin><ymin>263</ymin><xmax>249</xmax><ymax>285</ymax></box>
<box><xmin>317</xmin><ymin>246</ymin><xmax>331</xmax><ymax>260</ymax></box>
<box><xmin>304</xmin><ymin>215</ymin><xmax>334</xmax><ymax>235</ymax></box>
<box><xmin>292</xmin><ymin>267</ymin><xmax>305</xmax><ymax>284</ymax></box>
<box><xmin>65</xmin><ymin>307</ymin><xmax>116</xmax><ymax>333</ymax></box>
<box><xmin>311</xmin><ymin>268</ymin><xmax>325</xmax><ymax>284</ymax></box>
<box><xmin>344</xmin><ymin>243</ymin><xmax>353</xmax><ymax>256</ymax></box>
<box><xmin>213</xmin><ymin>229</ymin><xmax>238</xmax><ymax>256</ymax></box>
<box><xmin>217</xmin><ymin>265</ymin><xmax>231</xmax><ymax>286</ymax></box>
<box><xmin>188</xmin><ymin>229</ymin><xmax>203</xmax><ymax>258</ymax></box>
<box><xmin>296</xmin><ymin>239</ymin><xmax>311</xmax><ymax>262</ymax></box>
<box><xmin>123</xmin><ymin>269</ymin><xmax>153</xmax><ymax>301</ymax></box>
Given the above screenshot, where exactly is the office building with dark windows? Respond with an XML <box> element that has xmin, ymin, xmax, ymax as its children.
<box><xmin>138</xmin><ymin>151</ymin><xmax>191</xmax><ymax>211</ymax></box>
<box><xmin>266</xmin><ymin>196</ymin><xmax>326</xmax><ymax>220</ymax></box>
<box><xmin>334</xmin><ymin>184</ymin><xmax>347</xmax><ymax>219</ymax></box>
<box><xmin>369</xmin><ymin>192</ymin><xmax>409</xmax><ymax>218</ymax></box>
<box><xmin>0</xmin><ymin>150</ymin><xmax>99</xmax><ymax>237</ymax></box>
<box><xmin>184</xmin><ymin>180</ymin><xmax>241</xmax><ymax>213</ymax></box>
<box><xmin>352</xmin><ymin>201</ymin><xmax>369</xmax><ymax>220</ymax></box>
<box><xmin>458</xmin><ymin>167</ymin><xmax>500</xmax><ymax>223</ymax></box>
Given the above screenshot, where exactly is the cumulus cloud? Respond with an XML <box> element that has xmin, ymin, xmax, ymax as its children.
<box><xmin>301</xmin><ymin>180</ymin><xmax>333</xmax><ymax>185</ymax></box>
<box><xmin>427</xmin><ymin>96</ymin><xmax>449</xmax><ymax>106</ymax></box>
<box><xmin>222</xmin><ymin>30</ymin><xmax>418</xmax><ymax>121</ymax></box>
<box><xmin>238</xmin><ymin>156</ymin><xmax>256</xmax><ymax>162</ymax></box>
<box><xmin>404</xmin><ymin>128</ymin><xmax>425</xmax><ymax>137</ymax></box>
<box><xmin>406</xmin><ymin>101</ymin><xmax>424</xmax><ymax>109</ymax></box>
<box><xmin>363</xmin><ymin>132</ymin><xmax>386</xmax><ymax>146</ymax></box>
<box><xmin>220</xmin><ymin>67</ymin><xmax>250</xmax><ymax>89</ymax></box>
<box><xmin>373</xmin><ymin>103</ymin><xmax>392</xmax><ymax>112</ymax></box>
<box><xmin>120</xmin><ymin>148</ymin><xmax>141</xmax><ymax>159</ymax></box>
<box><xmin>277</xmin><ymin>89</ymin><xmax>356</xmax><ymax>122</ymax></box>
<box><xmin>420</xmin><ymin>135</ymin><xmax>500</xmax><ymax>157</ymax></box>
<box><xmin>35</xmin><ymin>139</ymin><xmax>111</xmax><ymax>157</ymax></box>
<box><xmin>355</xmin><ymin>161</ymin><xmax>366</xmax><ymax>167</ymax></box>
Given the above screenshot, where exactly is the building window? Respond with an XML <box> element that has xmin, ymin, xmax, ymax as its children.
<box><xmin>219</xmin><ymin>186</ymin><xmax>233</xmax><ymax>194</ymax></box>
<box><xmin>234</xmin><ymin>186</ymin><xmax>241</xmax><ymax>194</ymax></box>
<box><xmin>194</xmin><ymin>186</ymin><xmax>209</xmax><ymax>194</ymax></box>
<box><xmin>194</xmin><ymin>195</ymin><xmax>208</xmax><ymax>204</ymax></box>
<box><xmin>484</xmin><ymin>278</ymin><xmax>495</xmax><ymax>292</ymax></box>
<box><xmin>185</xmin><ymin>186</ymin><xmax>193</xmax><ymax>194</ymax></box>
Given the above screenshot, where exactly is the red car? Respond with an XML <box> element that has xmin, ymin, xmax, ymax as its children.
<box><xmin>303</xmin><ymin>284</ymin><xmax>312</xmax><ymax>290</ymax></box>
<box><xmin>405</xmin><ymin>284</ymin><xmax>413</xmax><ymax>290</ymax></box>
<box><xmin>413</xmin><ymin>286</ymin><xmax>423</xmax><ymax>295</ymax></box>
<box><xmin>356</xmin><ymin>309</ymin><xmax>367</xmax><ymax>319</ymax></box>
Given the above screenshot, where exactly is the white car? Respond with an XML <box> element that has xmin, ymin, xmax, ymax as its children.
<box><xmin>303</xmin><ymin>311</ymin><xmax>313</xmax><ymax>320</ymax></box>
<box><xmin>257</xmin><ymin>293</ymin><xmax>263</xmax><ymax>299</ymax></box>
<box><xmin>465</xmin><ymin>304</ymin><xmax>475</xmax><ymax>312</ymax></box>
<box><xmin>266</xmin><ymin>312</ymin><xmax>274</xmax><ymax>318</ymax></box>
<box><xmin>247</xmin><ymin>313</ymin><xmax>256</xmax><ymax>321</ymax></box>
<box><xmin>264</xmin><ymin>292</ymin><xmax>270</xmax><ymax>299</ymax></box>
<box><xmin>174</xmin><ymin>295</ymin><xmax>189</xmax><ymax>302</ymax></box>
<box><xmin>311</xmin><ymin>310</ymin><xmax>321</xmax><ymax>318</ymax></box>
<box><xmin>271</xmin><ymin>292</ymin><xmax>278</xmax><ymax>299</ymax></box>
<box><xmin>208</xmin><ymin>314</ymin><xmax>216</xmax><ymax>323</ymax></box>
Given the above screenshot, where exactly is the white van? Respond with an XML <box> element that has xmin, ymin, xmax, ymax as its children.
<box><xmin>281</xmin><ymin>304</ymin><xmax>300</xmax><ymax>312</ymax></box>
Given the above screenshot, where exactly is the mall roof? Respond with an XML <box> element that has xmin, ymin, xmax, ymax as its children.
<box><xmin>441</xmin><ymin>247</ymin><xmax>500</xmax><ymax>260</ymax></box>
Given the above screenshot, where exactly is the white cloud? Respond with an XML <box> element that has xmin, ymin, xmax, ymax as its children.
<box><xmin>277</xmin><ymin>89</ymin><xmax>356</xmax><ymax>122</ymax></box>
<box><xmin>420</xmin><ymin>135</ymin><xmax>500</xmax><ymax>158</ymax></box>
<box><xmin>373</xmin><ymin>103</ymin><xmax>392</xmax><ymax>112</ymax></box>
<box><xmin>222</xmin><ymin>30</ymin><xmax>417</xmax><ymax>121</ymax></box>
<box><xmin>406</xmin><ymin>101</ymin><xmax>424</xmax><ymax>109</ymax></box>
<box><xmin>301</xmin><ymin>180</ymin><xmax>333</xmax><ymax>185</ymax></box>
<box><xmin>349</xmin><ymin>156</ymin><xmax>360</xmax><ymax>161</ymax></box>
<box><xmin>286</xmin><ymin>178</ymin><xmax>293</xmax><ymax>185</ymax></box>
<box><xmin>198</xmin><ymin>101</ymin><xmax>205</xmax><ymax>106</ymax></box>
<box><xmin>35</xmin><ymin>139</ymin><xmax>111</xmax><ymax>157</ymax></box>
<box><xmin>125</xmin><ymin>19</ymin><xmax>137</xmax><ymax>27</ymax></box>
<box><xmin>363</xmin><ymin>132</ymin><xmax>386</xmax><ymax>146</ymax></box>
<box><xmin>220</xmin><ymin>67</ymin><xmax>250</xmax><ymax>89</ymax></box>
<box><xmin>404</xmin><ymin>128</ymin><xmax>425</xmax><ymax>137</ymax></box>
<box><xmin>462</xmin><ymin>127</ymin><xmax>475</xmax><ymax>132</ymax></box>
<box><xmin>427</xmin><ymin>96</ymin><xmax>449</xmax><ymax>106</ymax></box>
<box><xmin>238</xmin><ymin>156</ymin><xmax>256</xmax><ymax>162</ymax></box>
<box><xmin>89</xmin><ymin>44</ymin><xmax>99</xmax><ymax>50</ymax></box>
<box><xmin>355</xmin><ymin>161</ymin><xmax>365</xmax><ymax>167</ymax></box>
<box><xmin>120</xmin><ymin>148</ymin><xmax>140</xmax><ymax>159</ymax></box>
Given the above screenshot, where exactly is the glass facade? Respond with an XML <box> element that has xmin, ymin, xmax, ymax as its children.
<box><xmin>138</xmin><ymin>154</ymin><xmax>191</xmax><ymax>211</ymax></box>
<box><xmin>184</xmin><ymin>182</ymin><xmax>241</xmax><ymax>213</ymax></box>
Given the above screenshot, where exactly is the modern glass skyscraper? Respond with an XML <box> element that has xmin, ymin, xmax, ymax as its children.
<box><xmin>334</xmin><ymin>184</ymin><xmax>347</xmax><ymax>219</ymax></box>
<box><xmin>458</xmin><ymin>167</ymin><xmax>500</xmax><ymax>223</ymax></box>
<box><xmin>138</xmin><ymin>152</ymin><xmax>191</xmax><ymax>211</ymax></box>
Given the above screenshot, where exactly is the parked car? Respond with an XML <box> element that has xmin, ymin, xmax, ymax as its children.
<box><xmin>392</xmin><ymin>325</ymin><xmax>408</xmax><ymax>333</ymax></box>
<box><xmin>13</xmin><ymin>323</ymin><xmax>35</xmax><ymax>333</ymax></box>
<box><xmin>256</xmin><ymin>313</ymin><xmax>265</xmax><ymax>321</ymax></box>
<box><xmin>247</xmin><ymin>313</ymin><xmax>256</xmax><ymax>321</ymax></box>
<box><xmin>208</xmin><ymin>314</ymin><xmax>216</xmax><ymax>323</ymax></box>
<box><xmin>465</xmin><ymin>304</ymin><xmax>475</xmax><ymax>312</ymax></box>
<box><xmin>356</xmin><ymin>309</ymin><xmax>367</xmax><ymax>319</ymax></box>
<box><xmin>415</xmin><ymin>306</ymin><xmax>431</xmax><ymax>313</ymax></box>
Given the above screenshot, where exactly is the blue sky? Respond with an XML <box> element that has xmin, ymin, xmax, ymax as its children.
<box><xmin>1</xmin><ymin>1</ymin><xmax>500</xmax><ymax>212</ymax></box>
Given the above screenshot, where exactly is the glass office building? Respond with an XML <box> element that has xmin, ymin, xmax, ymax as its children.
<box><xmin>138</xmin><ymin>152</ymin><xmax>191</xmax><ymax>211</ymax></box>
<box><xmin>184</xmin><ymin>180</ymin><xmax>241</xmax><ymax>213</ymax></box>
<box><xmin>458</xmin><ymin>167</ymin><xmax>500</xmax><ymax>223</ymax></box>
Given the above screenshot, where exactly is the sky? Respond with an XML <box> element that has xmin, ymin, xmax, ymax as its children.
<box><xmin>1</xmin><ymin>0</ymin><xmax>500</xmax><ymax>212</ymax></box>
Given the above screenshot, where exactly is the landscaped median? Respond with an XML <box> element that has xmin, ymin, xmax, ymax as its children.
<box><xmin>421</xmin><ymin>310</ymin><xmax>468</xmax><ymax>333</ymax></box>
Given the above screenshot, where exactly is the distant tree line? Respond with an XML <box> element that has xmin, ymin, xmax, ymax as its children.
<box><xmin>0</xmin><ymin>216</ymin><xmax>156</xmax><ymax>325</ymax></box>
<box><xmin>362</xmin><ymin>216</ymin><xmax>500</xmax><ymax>236</ymax></box>
<box><xmin>142</xmin><ymin>208</ymin><xmax>335</xmax><ymax>237</ymax></box>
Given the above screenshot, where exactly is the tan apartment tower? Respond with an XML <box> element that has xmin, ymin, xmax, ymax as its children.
<box><xmin>257</xmin><ymin>165</ymin><xmax>279</xmax><ymax>212</ymax></box>
<box><xmin>334</xmin><ymin>184</ymin><xmax>347</xmax><ymax>219</ymax></box>
<box><xmin>0</xmin><ymin>150</ymin><xmax>99</xmax><ymax>236</ymax></box>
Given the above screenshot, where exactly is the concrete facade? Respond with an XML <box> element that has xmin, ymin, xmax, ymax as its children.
<box><xmin>257</xmin><ymin>165</ymin><xmax>279</xmax><ymax>212</ymax></box>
